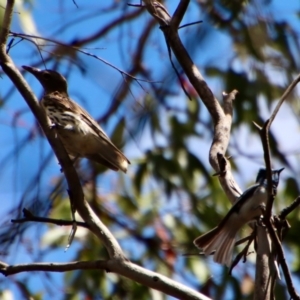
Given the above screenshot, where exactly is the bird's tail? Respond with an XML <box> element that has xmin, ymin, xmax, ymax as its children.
<box><xmin>87</xmin><ymin>150</ymin><xmax>130</xmax><ymax>173</ymax></box>
<box><xmin>194</xmin><ymin>224</ymin><xmax>238</xmax><ymax>267</ymax></box>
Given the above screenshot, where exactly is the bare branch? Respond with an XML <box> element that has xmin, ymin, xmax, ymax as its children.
<box><xmin>0</xmin><ymin>0</ymin><xmax>13</xmax><ymax>49</ymax></box>
<box><xmin>143</xmin><ymin>0</ymin><xmax>241</xmax><ymax>203</ymax></box>
<box><xmin>254</xmin><ymin>227</ymin><xmax>274</xmax><ymax>299</ymax></box>
<box><xmin>264</xmin><ymin>217</ymin><xmax>300</xmax><ymax>299</ymax></box>
<box><xmin>11</xmin><ymin>208</ymin><xmax>89</xmax><ymax>228</ymax></box>
<box><xmin>0</xmin><ymin>260</ymin><xmax>110</xmax><ymax>276</ymax></box>
<box><xmin>268</xmin><ymin>74</ymin><xmax>300</xmax><ymax>128</ymax></box>
<box><xmin>279</xmin><ymin>196</ymin><xmax>300</xmax><ymax>219</ymax></box>
<box><xmin>211</xmin><ymin>91</ymin><xmax>241</xmax><ymax>202</ymax></box>
<box><xmin>171</xmin><ymin>0</ymin><xmax>190</xmax><ymax>29</ymax></box>
<box><xmin>229</xmin><ymin>230</ymin><xmax>255</xmax><ymax>275</ymax></box>
<box><xmin>9</xmin><ymin>31</ymin><xmax>152</xmax><ymax>83</ymax></box>
<box><xmin>179</xmin><ymin>20</ymin><xmax>203</xmax><ymax>29</ymax></box>
<box><xmin>0</xmin><ymin>259</ymin><xmax>212</xmax><ymax>300</ymax></box>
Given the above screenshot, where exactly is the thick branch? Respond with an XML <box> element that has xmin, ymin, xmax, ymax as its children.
<box><xmin>254</xmin><ymin>228</ymin><xmax>273</xmax><ymax>299</ymax></box>
<box><xmin>143</xmin><ymin>0</ymin><xmax>241</xmax><ymax>202</ymax></box>
<box><xmin>171</xmin><ymin>0</ymin><xmax>189</xmax><ymax>29</ymax></box>
<box><xmin>0</xmin><ymin>260</ymin><xmax>211</xmax><ymax>300</ymax></box>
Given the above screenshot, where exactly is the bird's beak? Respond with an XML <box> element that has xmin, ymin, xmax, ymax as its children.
<box><xmin>276</xmin><ymin>168</ymin><xmax>284</xmax><ymax>174</ymax></box>
<box><xmin>22</xmin><ymin>65</ymin><xmax>41</xmax><ymax>75</ymax></box>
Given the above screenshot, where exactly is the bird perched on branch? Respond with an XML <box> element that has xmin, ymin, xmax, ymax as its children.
<box><xmin>23</xmin><ymin>66</ymin><xmax>130</xmax><ymax>173</ymax></box>
<box><xmin>194</xmin><ymin>168</ymin><xmax>284</xmax><ymax>267</ymax></box>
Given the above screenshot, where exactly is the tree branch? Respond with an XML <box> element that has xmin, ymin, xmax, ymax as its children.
<box><xmin>0</xmin><ymin>259</ymin><xmax>212</xmax><ymax>300</ymax></box>
<box><xmin>11</xmin><ymin>208</ymin><xmax>89</xmax><ymax>228</ymax></box>
<box><xmin>171</xmin><ymin>0</ymin><xmax>189</xmax><ymax>29</ymax></box>
<box><xmin>254</xmin><ymin>73</ymin><xmax>300</xmax><ymax>299</ymax></box>
<box><xmin>143</xmin><ymin>0</ymin><xmax>241</xmax><ymax>203</ymax></box>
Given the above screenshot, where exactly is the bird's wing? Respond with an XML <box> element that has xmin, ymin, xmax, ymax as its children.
<box><xmin>194</xmin><ymin>183</ymin><xmax>261</xmax><ymax>259</ymax></box>
<box><xmin>43</xmin><ymin>93</ymin><xmax>78</xmax><ymax>113</ymax></box>
<box><xmin>215</xmin><ymin>183</ymin><xmax>260</xmax><ymax>228</ymax></box>
<box><xmin>79</xmin><ymin>111</ymin><xmax>130</xmax><ymax>162</ymax></box>
<box><xmin>43</xmin><ymin>93</ymin><xmax>105</xmax><ymax>136</ymax></box>
<box><xmin>44</xmin><ymin>93</ymin><xmax>130</xmax><ymax>163</ymax></box>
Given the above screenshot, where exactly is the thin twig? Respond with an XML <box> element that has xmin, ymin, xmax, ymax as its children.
<box><xmin>11</xmin><ymin>208</ymin><xmax>89</xmax><ymax>228</ymax></box>
<box><xmin>268</xmin><ymin>74</ymin><xmax>300</xmax><ymax>128</ymax></box>
<box><xmin>9</xmin><ymin>31</ymin><xmax>155</xmax><ymax>83</ymax></box>
<box><xmin>179</xmin><ymin>20</ymin><xmax>203</xmax><ymax>29</ymax></box>
<box><xmin>229</xmin><ymin>230</ymin><xmax>255</xmax><ymax>275</ymax></box>
<box><xmin>279</xmin><ymin>196</ymin><xmax>300</xmax><ymax>220</ymax></box>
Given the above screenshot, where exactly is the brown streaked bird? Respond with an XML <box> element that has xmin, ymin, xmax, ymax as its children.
<box><xmin>22</xmin><ymin>66</ymin><xmax>130</xmax><ymax>173</ymax></box>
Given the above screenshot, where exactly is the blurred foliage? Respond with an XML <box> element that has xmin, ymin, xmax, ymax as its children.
<box><xmin>0</xmin><ymin>0</ymin><xmax>300</xmax><ymax>299</ymax></box>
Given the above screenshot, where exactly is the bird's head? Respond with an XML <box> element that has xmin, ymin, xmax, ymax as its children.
<box><xmin>256</xmin><ymin>167</ymin><xmax>284</xmax><ymax>187</ymax></box>
<box><xmin>22</xmin><ymin>66</ymin><xmax>68</xmax><ymax>95</ymax></box>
